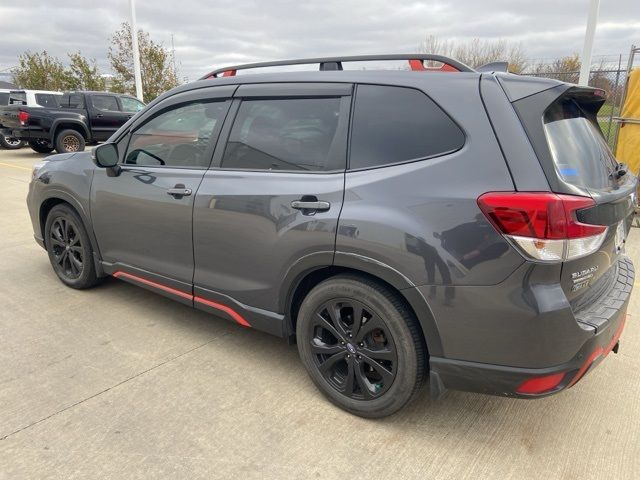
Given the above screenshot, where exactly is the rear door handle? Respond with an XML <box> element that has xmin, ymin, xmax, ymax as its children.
<box><xmin>291</xmin><ymin>199</ymin><xmax>331</xmax><ymax>212</ymax></box>
<box><xmin>167</xmin><ymin>185</ymin><xmax>192</xmax><ymax>198</ymax></box>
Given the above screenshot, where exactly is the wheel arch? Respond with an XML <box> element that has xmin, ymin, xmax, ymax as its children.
<box><xmin>52</xmin><ymin>120</ymin><xmax>89</xmax><ymax>140</ymax></box>
<box><xmin>39</xmin><ymin>194</ymin><xmax>105</xmax><ymax>277</ymax></box>
<box><xmin>284</xmin><ymin>258</ymin><xmax>444</xmax><ymax>358</ymax></box>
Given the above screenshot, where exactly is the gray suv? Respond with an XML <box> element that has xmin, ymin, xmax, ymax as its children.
<box><xmin>27</xmin><ymin>55</ymin><xmax>636</xmax><ymax>417</ymax></box>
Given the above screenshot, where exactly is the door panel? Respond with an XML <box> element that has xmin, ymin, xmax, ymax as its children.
<box><xmin>91</xmin><ymin>166</ymin><xmax>205</xmax><ymax>288</ymax></box>
<box><xmin>89</xmin><ymin>95</ymin><xmax>130</xmax><ymax>141</ymax></box>
<box><xmin>193</xmin><ymin>170</ymin><xmax>344</xmax><ymax>312</ymax></box>
<box><xmin>193</xmin><ymin>87</ymin><xmax>352</xmax><ymax>314</ymax></box>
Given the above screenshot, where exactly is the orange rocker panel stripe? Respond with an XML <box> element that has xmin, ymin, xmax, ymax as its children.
<box><xmin>113</xmin><ymin>271</ymin><xmax>251</xmax><ymax>327</ymax></box>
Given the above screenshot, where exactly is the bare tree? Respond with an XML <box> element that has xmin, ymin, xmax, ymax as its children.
<box><xmin>419</xmin><ymin>35</ymin><xmax>527</xmax><ymax>73</ymax></box>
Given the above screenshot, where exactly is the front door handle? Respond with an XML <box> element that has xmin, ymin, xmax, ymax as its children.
<box><xmin>291</xmin><ymin>198</ymin><xmax>331</xmax><ymax>213</ymax></box>
<box><xmin>167</xmin><ymin>184</ymin><xmax>192</xmax><ymax>198</ymax></box>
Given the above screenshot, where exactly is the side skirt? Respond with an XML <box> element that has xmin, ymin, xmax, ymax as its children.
<box><xmin>102</xmin><ymin>262</ymin><xmax>286</xmax><ymax>337</ymax></box>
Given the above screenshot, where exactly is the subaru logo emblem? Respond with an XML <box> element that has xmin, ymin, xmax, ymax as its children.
<box><xmin>346</xmin><ymin>343</ymin><xmax>357</xmax><ymax>354</ymax></box>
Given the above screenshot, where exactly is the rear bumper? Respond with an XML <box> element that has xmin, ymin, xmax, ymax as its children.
<box><xmin>428</xmin><ymin>256</ymin><xmax>634</xmax><ymax>398</ymax></box>
<box><xmin>4</xmin><ymin>127</ymin><xmax>50</xmax><ymax>142</ymax></box>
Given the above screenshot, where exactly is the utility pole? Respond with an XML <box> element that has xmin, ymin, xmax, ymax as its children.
<box><xmin>129</xmin><ymin>0</ymin><xmax>144</xmax><ymax>102</ymax></box>
<box><xmin>578</xmin><ymin>0</ymin><xmax>600</xmax><ymax>86</ymax></box>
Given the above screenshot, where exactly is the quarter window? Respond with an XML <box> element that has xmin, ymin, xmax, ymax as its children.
<box><xmin>221</xmin><ymin>97</ymin><xmax>346</xmax><ymax>171</ymax></box>
<box><xmin>349</xmin><ymin>84</ymin><xmax>464</xmax><ymax>169</ymax></box>
<box><xmin>124</xmin><ymin>101</ymin><xmax>228</xmax><ymax>168</ymax></box>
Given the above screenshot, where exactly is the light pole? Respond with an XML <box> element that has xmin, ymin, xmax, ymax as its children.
<box><xmin>578</xmin><ymin>0</ymin><xmax>600</xmax><ymax>86</ymax></box>
<box><xmin>129</xmin><ymin>0</ymin><xmax>144</xmax><ymax>102</ymax></box>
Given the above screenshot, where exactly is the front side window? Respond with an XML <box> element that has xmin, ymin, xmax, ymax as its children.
<box><xmin>92</xmin><ymin>95</ymin><xmax>119</xmax><ymax>112</ymax></box>
<box><xmin>543</xmin><ymin>98</ymin><xmax>618</xmax><ymax>190</ymax></box>
<box><xmin>221</xmin><ymin>97</ymin><xmax>345</xmax><ymax>171</ymax></box>
<box><xmin>120</xmin><ymin>97</ymin><xmax>145</xmax><ymax>113</ymax></box>
<box><xmin>124</xmin><ymin>100</ymin><xmax>228</xmax><ymax>168</ymax></box>
<box><xmin>349</xmin><ymin>84</ymin><xmax>464</xmax><ymax>169</ymax></box>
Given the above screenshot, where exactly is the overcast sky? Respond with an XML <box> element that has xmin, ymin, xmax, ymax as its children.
<box><xmin>0</xmin><ymin>0</ymin><xmax>638</xmax><ymax>81</ymax></box>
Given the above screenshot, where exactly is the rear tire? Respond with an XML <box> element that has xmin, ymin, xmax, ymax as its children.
<box><xmin>29</xmin><ymin>140</ymin><xmax>54</xmax><ymax>154</ymax></box>
<box><xmin>296</xmin><ymin>275</ymin><xmax>426</xmax><ymax>418</ymax></box>
<box><xmin>55</xmin><ymin>129</ymin><xmax>85</xmax><ymax>154</ymax></box>
<box><xmin>45</xmin><ymin>204</ymin><xmax>99</xmax><ymax>289</ymax></box>
<box><xmin>0</xmin><ymin>135</ymin><xmax>25</xmax><ymax>149</ymax></box>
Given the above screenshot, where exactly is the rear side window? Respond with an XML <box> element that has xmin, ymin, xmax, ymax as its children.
<box><xmin>68</xmin><ymin>95</ymin><xmax>85</xmax><ymax>108</ymax></box>
<box><xmin>349</xmin><ymin>84</ymin><xmax>464</xmax><ymax>169</ymax></box>
<box><xmin>221</xmin><ymin>97</ymin><xmax>346</xmax><ymax>172</ymax></box>
<box><xmin>543</xmin><ymin>99</ymin><xmax>617</xmax><ymax>190</ymax></box>
<box><xmin>0</xmin><ymin>92</ymin><xmax>8</xmax><ymax>106</ymax></box>
<box><xmin>35</xmin><ymin>94</ymin><xmax>60</xmax><ymax>108</ymax></box>
<box><xmin>92</xmin><ymin>95</ymin><xmax>119</xmax><ymax>112</ymax></box>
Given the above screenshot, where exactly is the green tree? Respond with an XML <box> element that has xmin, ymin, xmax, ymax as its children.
<box><xmin>13</xmin><ymin>50</ymin><xmax>69</xmax><ymax>90</ymax></box>
<box><xmin>66</xmin><ymin>52</ymin><xmax>106</xmax><ymax>90</ymax></box>
<box><xmin>108</xmin><ymin>22</ymin><xmax>179</xmax><ymax>101</ymax></box>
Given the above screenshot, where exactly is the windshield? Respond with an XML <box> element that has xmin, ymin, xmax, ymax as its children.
<box><xmin>543</xmin><ymin>98</ymin><xmax>617</xmax><ymax>190</ymax></box>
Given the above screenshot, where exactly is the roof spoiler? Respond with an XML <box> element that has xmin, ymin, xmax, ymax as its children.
<box><xmin>200</xmin><ymin>54</ymin><xmax>475</xmax><ymax>80</ymax></box>
<box><xmin>477</xmin><ymin>61</ymin><xmax>509</xmax><ymax>73</ymax></box>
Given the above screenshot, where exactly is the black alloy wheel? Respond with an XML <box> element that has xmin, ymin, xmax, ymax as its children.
<box><xmin>45</xmin><ymin>204</ymin><xmax>99</xmax><ymax>289</ymax></box>
<box><xmin>49</xmin><ymin>216</ymin><xmax>84</xmax><ymax>279</ymax></box>
<box><xmin>297</xmin><ymin>275</ymin><xmax>425</xmax><ymax>418</ymax></box>
<box><xmin>311</xmin><ymin>298</ymin><xmax>398</xmax><ymax>399</ymax></box>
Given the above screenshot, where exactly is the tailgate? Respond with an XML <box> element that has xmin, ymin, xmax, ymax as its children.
<box><xmin>0</xmin><ymin>106</ymin><xmax>23</xmax><ymax>129</ymax></box>
<box><xmin>541</xmin><ymin>90</ymin><xmax>637</xmax><ymax>311</ymax></box>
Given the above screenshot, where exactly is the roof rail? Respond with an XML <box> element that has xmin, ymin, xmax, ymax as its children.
<box><xmin>200</xmin><ymin>54</ymin><xmax>475</xmax><ymax>79</ymax></box>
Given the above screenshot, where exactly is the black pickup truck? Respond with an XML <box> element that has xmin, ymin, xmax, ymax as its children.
<box><xmin>0</xmin><ymin>91</ymin><xmax>144</xmax><ymax>153</ymax></box>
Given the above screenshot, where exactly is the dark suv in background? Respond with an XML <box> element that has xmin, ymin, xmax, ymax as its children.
<box><xmin>26</xmin><ymin>55</ymin><xmax>636</xmax><ymax>417</ymax></box>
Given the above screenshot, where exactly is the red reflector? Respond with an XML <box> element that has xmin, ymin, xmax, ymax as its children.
<box><xmin>516</xmin><ymin>373</ymin><xmax>565</xmax><ymax>394</ymax></box>
<box><xmin>18</xmin><ymin>110</ymin><xmax>29</xmax><ymax>125</ymax></box>
<box><xmin>477</xmin><ymin>192</ymin><xmax>605</xmax><ymax>240</ymax></box>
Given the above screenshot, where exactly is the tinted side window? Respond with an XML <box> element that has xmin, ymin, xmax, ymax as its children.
<box><xmin>35</xmin><ymin>94</ymin><xmax>60</xmax><ymax>108</ymax></box>
<box><xmin>349</xmin><ymin>85</ymin><xmax>464</xmax><ymax>169</ymax></box>
<box><xmin>92</xmin><ymin>95</ymin><xmax>119</xmax><ymax>111</ymax></box>
<box><xmin>124</xmin><ymin>100</ymin><xmax>228</xmax><ymax>168</ymax></box>
<box><xmin>0</xmin><ymin>92</ymin><xmax>8</xmax><ymax>106</ymax></box>
<box><xmin>221</xmin><ymin>97</ymin><xmax>345</xmax><ymax>171</ymax></box>
<box><xmin>69</xmin><ymin>95</ymin><xmax>85</xmax><ymax>108</ymax></box>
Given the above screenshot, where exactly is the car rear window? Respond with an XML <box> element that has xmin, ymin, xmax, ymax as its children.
<box><xmin>9</xmin><ymin>91</ymin><xmax>26</xmax><ymax>105</ymax></box>
<box><xmin>543</xmin><ymin>98</ymin><xmax>617</xmax><ymax>190</ymax></box>
<box><xmin>349</xmin><ymin>84</ymin><xmax>464</xmax><ymax>169</ymax></box>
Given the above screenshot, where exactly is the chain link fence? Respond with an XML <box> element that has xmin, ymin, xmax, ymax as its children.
<box><xmin>520</xmin><ymin>68</ymin><xmax>627</xmax><ymax>149</ymax></box>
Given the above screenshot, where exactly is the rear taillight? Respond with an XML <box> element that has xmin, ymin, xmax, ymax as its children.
<box><xmin>477</xmin><ymin>192</ymin><xmax>607</xmax><ymax>262</ymax></box>
<box><xmin>18</xmin><ymin>110</ymin><xmax>29</xmax><ymax>126</ymax></box>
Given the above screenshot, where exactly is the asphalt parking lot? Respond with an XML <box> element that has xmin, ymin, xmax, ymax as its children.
<box><xmin>1</xmin><ymin>147</ymin><xmax>639</xmax><ymax>479</ymax></box>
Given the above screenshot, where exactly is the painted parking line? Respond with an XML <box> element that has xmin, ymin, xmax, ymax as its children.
<box><xmin>0</xmin><ymin>161</ymin><xmax>31</xmax><ymax>172</ymax></box>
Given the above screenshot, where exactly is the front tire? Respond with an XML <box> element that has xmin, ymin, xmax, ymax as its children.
<box><xmin>296</xmin><ymin>275</ymin><xmax>426</xmax><ymax>418</ymax></box>
<box><xmin>45</xmin><ymin>204</ymin><xmax>99</xmax><ymax>289</ymax></box>
<box><xmin>55</xmin><ymin>129</ymin><xmax>85</xmax><ymax>154</ymax></box>
<box><xmin>0</xmin><ymin>135</ymin><xmax>25</xmax><ymax>149</ymax></box>
<box><xmin>29</xmin><ymin>140</ymin><xmax>54</xmax><ymax>154</ymax></box>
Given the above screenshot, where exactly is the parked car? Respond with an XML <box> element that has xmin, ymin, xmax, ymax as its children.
<box><xmin>0</xmin><ymin>91</ymin><xmax>144</xmax><ymax>154</ymax></box>
<box><xmin>1</xmin><ymin>89</ymin><xmax>63</xmax><ymax>149</ymax></box>
<box><xmin>26</xmin><ymin>55</ymin><xmax>636</xmax><ymax>417</ymax></box>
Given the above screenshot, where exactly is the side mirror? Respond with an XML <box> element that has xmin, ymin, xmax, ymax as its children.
<box><xmin>92</xmin><ymin>143</ymin><xmax>120</xmax><ymax>176</ymax></box>
<box><xmin>92</xmin><ymin>143</ymin><xmax>119</xmax><ymax>168</ymax></box>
